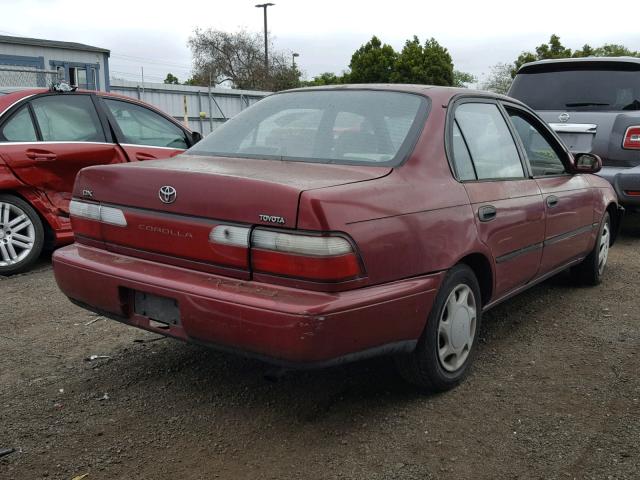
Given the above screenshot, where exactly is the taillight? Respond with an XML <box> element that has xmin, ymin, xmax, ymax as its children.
<box><xmin>69</xmin><ymin>200</ymin><xmax>126</xmax><ymax>239</ymax></box>
<box><xmin>250</xmin><ymin>229</ymin><xmax>363</xmax><ymax>282</ymax></box>
<box><xmin>208</xmin><ymin>225</ymin><xmax>250</xmax><ymax>268</ymax></box>
<box><xmin>623</xmin><ymin>126</ymin><xmax>640</xmax><ymax>149</ymax></box>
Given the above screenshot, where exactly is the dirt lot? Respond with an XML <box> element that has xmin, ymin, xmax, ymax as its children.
<box><xmin>1</xmin><ymin>217</ymin><xmax>639</xmax><ymax>480</ymax></box>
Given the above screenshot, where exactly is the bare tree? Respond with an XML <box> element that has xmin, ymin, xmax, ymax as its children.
<box><xmin>481</xmin><ymin>63</ymin><xmax>513</xmax><ymax>95</ymax></box>
<box><xmin>188</xmin><ymin>28</ymin><xmax>300</xmax><ymax>91</ymax></box>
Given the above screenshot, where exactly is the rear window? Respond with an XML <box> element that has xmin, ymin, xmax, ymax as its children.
<box><xmin>510</xmin><ymin>63</ymin><xmax>640</xmax><ymax>111</ymax></box>
<box><xmin>188</xmin><ymin>90</ymin><xmax>429</xmax><ymax>166</ymax></box>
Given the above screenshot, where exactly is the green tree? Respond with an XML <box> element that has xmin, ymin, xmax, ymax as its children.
<box><xmin>389</xmin><ymin>36</ymin><xmax>455</xmax><ymax>86</ymax></box>
<box><xmin>164</xmin><ymin>73</ymin><xmax>180</xmax><ymax>84</ymax></box>
<box><xmin>481</xmin><ymin>63</ymin><xmax>513</xmax><ymax>94</ymax></box>
<box><xmin>593</xmin><ymin>44</ymin><xmax>640</xmax><ymax>57</ymax></box>
<box><xmin>300</xmin><ymin>72</ymin><xmax>345</xmax><ymax>86</ymax></box>
<box><xmin>348</xmin><ymin>36</ymin><xmax>397</xmax><ymax>83</ymax></box>
<box><xmin>453</xmin><ymin>70</ymin><xmax>477</xmax><ymax>88</ymax></box>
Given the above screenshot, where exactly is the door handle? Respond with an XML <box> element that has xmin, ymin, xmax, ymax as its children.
<box><xmin>546</xmin><ymin>195</ymin><xmax>559</xmax><ymax>208</ymax></box>
<box><xmin>478</xmin><ymin>205</ymin><xmax>497</xmax><ymax>222</ymax></box>
<box><xmin>25</xmin><ymin>150</ymin><xmax>57</xmax><ymax>161</ymax></box>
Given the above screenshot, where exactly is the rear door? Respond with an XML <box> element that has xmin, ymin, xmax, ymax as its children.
<box><xmin>0</xmin><ymin>93</ymin><xmax>127</xmax><ymax>213</ymax></box>
<box><xmin>503</xmin><ymin>103</ymin><xmax>595</xmax><ymax>273</ymax></box>
<box><xmin>99</xmin><ymin>97</ymin><xmax>189</xmax><ymax>161</ymax></box>
<box><xmin>450</xmin><ymin>99</ymin><xmax>545</xmax><ymax>297</ymax></box>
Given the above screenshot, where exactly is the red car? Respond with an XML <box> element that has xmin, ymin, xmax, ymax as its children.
<box><xmin>53</xmin><ymin>85</ymin><xmax>622</xmax><ymax>391</ymax></box>
<box><xmin>0</xmin><ymin>86</ymin><xmax>200</xmax><ymax>274</ymax></box>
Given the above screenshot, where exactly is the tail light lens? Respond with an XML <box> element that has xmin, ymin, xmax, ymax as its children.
<box><xmin>69</xmin><ymin>200</ymin><xmax>126</xmax><ymax>239</ymax></box>
<box><xmin>208</xmin><ymin>225</ymin><xmax>250</xmax><ymax>268</ymax></box>
<box><xmin>250</xmin><ymin>229</ymin><xmax>363</xmax><ymax>282</ymax></box>
<box><xmin>623</xmin><ymin>126</ymin><xmax>640</xmax><ymax>149</ymax></box>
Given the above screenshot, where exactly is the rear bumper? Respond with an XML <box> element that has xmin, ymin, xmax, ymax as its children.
<box><xmin>53</xmin><ymin>244</ymin><xmax>442</xmax><ymax>367</ymax></box>
<box><xmin>598</xmin><ymin>166</ymin><xmax>640</xmax><ymax>209</ymax></box>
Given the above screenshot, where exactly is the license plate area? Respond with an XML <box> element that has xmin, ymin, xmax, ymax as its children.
<box><xmin>134</xmin><ymin>291</ymin><xmax>180</xmax><ymax>326</ymax></box>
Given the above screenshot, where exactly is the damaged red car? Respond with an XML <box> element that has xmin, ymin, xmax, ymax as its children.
<box><xmin>0</xmin><ymin>87</ymin><xmax>199</xmax><ymax>274</ymax></box>
<box><xmin>53</xmin><ymin>85</ymin><xmax>622</xmax><ymax>391</ymax></box>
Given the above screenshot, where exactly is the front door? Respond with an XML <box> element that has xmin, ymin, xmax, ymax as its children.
<box><xmin>451</xmin><ymin>100</ymin><xmax>545</xmax><ymax>297</ymax></box>
<box><xmin>0</xmin><ymin>94</ymin><xmax>126</xmax><ymax>214</ymax></box>
<box><xmin>504</xmin><ymin>105</ymin><xmax>595</xmax><ymax>274</ymax></box>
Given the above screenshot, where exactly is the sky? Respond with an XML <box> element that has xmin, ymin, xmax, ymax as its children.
<box><xmin>2</xmin><ymin>0</ymin><xmax>640</xmax><ymax>86</ymax></box>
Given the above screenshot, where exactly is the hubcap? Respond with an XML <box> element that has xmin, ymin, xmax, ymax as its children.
<box><xmin>0</xmin><ymin>201</ymin><xmax>35</xmax><ymax>267</ymax></box>
<box><xmin>438</xmin><ymin>284</ymin><xmax>477</xmax><ymax>372</ymax></box>
<box><xmin>598</xmin><ymin>221</ymin><xmax>610</xmax><ymax>276</ymax></box>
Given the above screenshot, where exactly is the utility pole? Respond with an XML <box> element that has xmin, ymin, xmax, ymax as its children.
<box><xmin>255</xmin><ymin>3</ymin><xmax>275</xmax><ymax>73</ymax></box>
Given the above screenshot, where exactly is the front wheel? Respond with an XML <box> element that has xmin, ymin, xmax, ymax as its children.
<box><xmin>571</xmin><ymin>212</ymin><xmax>610</xmax><ymax>286</ymax></box>
<box><xmin>0</xmin><ymin>194</ymin><xmax>45</xmax><ymax>275</ymax></box>
<box><xmin>395</xmin><ymin>264</ymin><xmax>482</xmax><ymax>392</ymax></box>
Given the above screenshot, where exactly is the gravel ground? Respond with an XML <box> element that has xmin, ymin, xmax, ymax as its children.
<box><xmin>1</xmin><ymin>215</ymin><xmax>639</xmax><ymax>480</ymax></box>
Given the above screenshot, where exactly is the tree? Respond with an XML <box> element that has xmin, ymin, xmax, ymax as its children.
<box><xmin>348</xmin><ymin>36</ymin><xmax>397</xmax><ymax>83</ymax></box>
<box><xmin>511</xmin><ymin>35</ymin><xmax>640</xmax><ymax>77</ymax></box>
<box><xmin>390</xmin><ymin>36</ymin><xmax>455</xmax><ymax>86</ymax></box>
<box><xmin>188</xmin><ymin>28</ymin><xmax>301</xmax><ymax>91</ymax></box>
<box><xmin>300</xmin><ymin>72</ymin><xmax>345</xmax><ymax>87</ymax></box>
<box><xmin>163</xmin><ymin>73</ymin><xmax>180</xmax><ymax>85</ymax></box>
<box><xmin>481</xmin><ymin>63</ymin><xmax>513</xmax><ymax>94</ymax></box>
<box><xmin>453</xmin><ymin>70</ymin><xmax>477</xmax><ymax>88</ymax></box>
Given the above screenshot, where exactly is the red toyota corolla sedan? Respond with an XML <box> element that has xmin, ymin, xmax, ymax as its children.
<box><xmin>52</xmin><ymin>85</ymin><xmax>622</xmax><ymax>391</ymax></box>
<box><xmin>0</xmin><ymin>86</ymin><xmax>200</xmax><ymax>274</ymax></box>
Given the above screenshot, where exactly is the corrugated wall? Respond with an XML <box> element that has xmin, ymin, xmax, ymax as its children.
<box><xmin>109</xmin><ymin>79</ymin><xmax>270</xmax><ymax>135</ymax></box>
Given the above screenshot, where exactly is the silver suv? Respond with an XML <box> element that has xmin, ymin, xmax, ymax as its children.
<box><xmin>509</xmin><ymin>57</ymin><xmax>640</xmax><ymax>210</ymax></box>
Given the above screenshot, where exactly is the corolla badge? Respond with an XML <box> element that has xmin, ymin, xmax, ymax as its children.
<box><xmin>558</xmin><ymin>112</ymin><xmax>570</xmax><ymax>123</ymax></box>
<box><xmin>159</xmin><ymin>185</ymin><xmax>177</xmax><ymax>204</ymax></box>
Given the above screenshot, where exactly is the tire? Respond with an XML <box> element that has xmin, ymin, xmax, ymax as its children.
<box><xmin>571</xmin><ymin>212</ymin><xmax>610</xmax><ymax>286</ymax></box>
<box><xmin>395</xmin><ymin>264</ymin><xmax>482</xmax><ymax>392</ymax></box>
<box><xmin>0</xmin><ymin>194</ymin><xmax>45</xmax><ymax>275</ymax></box>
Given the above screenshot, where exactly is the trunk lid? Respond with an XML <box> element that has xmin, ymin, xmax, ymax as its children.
<box><xmin>72</xmin><ymin>154</ymin><xmax>390</xmax><ymax>268</ymax></box>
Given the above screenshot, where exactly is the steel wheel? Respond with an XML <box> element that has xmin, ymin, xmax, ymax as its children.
<box><xmin>597</xmin><ymin>219</ymin><xmax>610</xmax><ymax>276</ymax></box>
<box><xmin>0</xmin><ymin>200</ymin><xmax>36</xmax><ymax>267</ymax></box>
<box><xmin>437</xmin><ymin>284</ymin><xmax>477</xmax><ymax>372</ymax></box>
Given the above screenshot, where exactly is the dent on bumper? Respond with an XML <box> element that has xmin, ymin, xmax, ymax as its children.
<box><xmin>53</xmin><ymin>244</ymin><xmax>443</xmax><ymax>367</ymax></box>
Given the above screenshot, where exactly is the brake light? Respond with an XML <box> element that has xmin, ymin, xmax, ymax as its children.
<box><xmin>623</xmin><ymin>126</ymin><xmax>640</xmax><ymax>149</ymax></box>
<box><xmin>250</xmin><ymin>229</ymin><xmax>363</xmax><ymax>281</ymax></box>
<box><xmin>208</xmin><ymin>225</ymin><xmax>250</xmax><ymax>268</ymax></box>
<box><xmin>69</xmin><ymin>200</ymin><xmax>126</xmax><ymax>239</ymax></box>
<box><xmin>625</xmin><ymin>190</ymin><xmax>640</xmax><ymax>197</ymax></box>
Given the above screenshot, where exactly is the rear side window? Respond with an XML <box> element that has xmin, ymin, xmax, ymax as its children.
<box><xmin>31</xmin><ymin>95</ymin><xmax>105</xmax><ymax>142</ymax></box>
<box><xmin>189</xmin><ymin>90</ymin><xmax>429</xmax><ymax>166</ymax></box>
<box><xmin>104</xmin><ymin>99</ymin><xmax>188</xmax><ymax>149</ymax></box>
<box><xmin>507</xmin><ymin>110</ymin><xmax>567</xmax><ymax>176</ymax></box>
<box><xmin>1</xmin><ymin>106</ymin><xmax>37</xmax><ymax>142</ymax></box>
<box><xmin>454</xmin><ymin>103</ymin><xmax>524</xmax><ymax>180</ymax></box>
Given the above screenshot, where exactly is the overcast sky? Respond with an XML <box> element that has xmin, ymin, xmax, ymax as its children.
<box><xmin>3</xmin><ymin>0</ymin><xmax>640</xmax><ymax>86</ymax></box>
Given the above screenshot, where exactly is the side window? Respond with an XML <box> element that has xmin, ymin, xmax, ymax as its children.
<box><xmin>451</xmin><ymin>121</ymin><xmax>476</xmax><ymax>180</ymax></box>
<box><xmin>1</xmin><ymin>106</ymin><xmax>37</xmax><ymax>142</ymax></box>
<box><xmin>507</xmin><ymin>110</ymin><xmax>567</xmax><ymax>176</ymax></box>
<box><xmin>455</xmin><ymin>103</ymin><xmax>524</xmax><ymax>180</ymax></box>
<box><xmin>104</xmin><ymin>99</ymin><xmax>188</xmax><ymax>149</ymax></box>
<box><xmin>31</xmin><ymin>95</ymin><xmax>105</xmax><ymax>142</ymax></box>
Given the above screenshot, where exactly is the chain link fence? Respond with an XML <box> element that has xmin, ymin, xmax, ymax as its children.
<box><xmin>0</xmin><ymin>66</ymin><xmax>62</xmax><ymax>88</ymax></box>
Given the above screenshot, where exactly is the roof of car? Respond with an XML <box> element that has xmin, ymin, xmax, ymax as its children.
<box><xmin>518</xmin><ymin>56</ymin><xmax>640</xmax><ymax>72</ymax></box>
<box><xmin>0</xmin><ymin>34</ymin><xmax>109</xmax><ymax>54</ymax></box>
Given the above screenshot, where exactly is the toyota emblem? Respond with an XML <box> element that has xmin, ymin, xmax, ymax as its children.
<box><xmin>159</xmin><ymin>185</ymin><xmax>177</xmax><ymax>204</ymax></box>
<box><xmin>558</xmin><ymin>112</ymin><xmax>570</xmax><ymax>123</ymax></box>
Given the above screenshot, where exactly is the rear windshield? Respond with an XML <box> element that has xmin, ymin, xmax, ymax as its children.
<box><xmin>188</xmin><ymin>90</ymin><xmax>429</xmax><ymax>166</ymax></box>
<box><xmin>510</xmin><ymin>64</ymin><xmax>640</xmax><ymax>111</ymax></box>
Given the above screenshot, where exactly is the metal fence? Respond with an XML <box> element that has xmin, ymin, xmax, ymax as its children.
<box><xmin>109</xmin><ymin>79</ymin><xmax>270</xmax><ymax>135</ymax></box>
<box><xmin>0</xmin><ymin>66</ymin><xmax>61</xmax><ymax>88</ymax></box>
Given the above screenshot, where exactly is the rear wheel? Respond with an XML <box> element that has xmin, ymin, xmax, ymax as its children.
<box><xmin>571</xmin><ymin>212</ymin><xmax>610</xmax><ymax>286</ymax></box>
<box><xmin>0</xmin><ymin>194</ymin><xmax>44</xmax><ymax>275</ymax></box>
<box><xmin>395</xmin><ymin>264</ymin><xmax>482</xmax><ymax>392</ymax></box>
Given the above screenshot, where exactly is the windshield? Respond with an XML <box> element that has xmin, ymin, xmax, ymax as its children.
<box><xmin>510</xmin><ymin>64</ymin><xmax>640</xmax><ymax>111</ymax></box>
<box><xmin>188</xmin><ymin>90</ymin><xmax>429</xmax><ymax>166</ymax></box>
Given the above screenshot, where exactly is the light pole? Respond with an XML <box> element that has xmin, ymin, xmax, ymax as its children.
<box><xmin>255</xmin><ymin>3</ymin><xmax>275</xmax><ymax>73</ymax></box>
<box><xmin>292</xmin><ymin>52</ymin><xmax>299</xmax><ymax>68</ymax></box>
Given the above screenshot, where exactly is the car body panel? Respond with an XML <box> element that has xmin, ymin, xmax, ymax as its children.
<box><xmin>52</xmin><ymin>85</ymin><xmax>621</xmax><ymax>367</ymax></box>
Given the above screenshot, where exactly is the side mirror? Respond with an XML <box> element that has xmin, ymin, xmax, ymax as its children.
<box><xmin>191</xmin><ymin>131</ymin><xmax>203</xmax><ymax>145</ymax></box>
<box><xmin>572</xmin><ymin>153</ymin><xmax>602</xmax><ymax>174</ymax></box>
